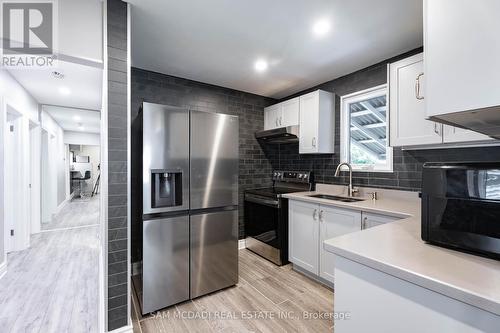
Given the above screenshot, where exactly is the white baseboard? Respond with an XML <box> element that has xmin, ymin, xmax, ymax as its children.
<box><xmin>53</xmin><ymin>195</ymin><xmax>71</xmax><ymax>216</ymax></box>
<box><xmin>99</xmin><ymin>243</ymin><xmax>105</xmax><ymax>333</ymax></box>
<box><xmin>108</xmin><ymin>322</ymin><xmax>133</xmax><ymax>333</ymax></box>
<box><xmin>0</xmin><ymin>260</ymin><xmax>7</xmax><ymax>280</ymax></box>
<box><xmin>238</xmin><ymin>239</ymin><xmax>246</xmax><ymax>250</ymax></box>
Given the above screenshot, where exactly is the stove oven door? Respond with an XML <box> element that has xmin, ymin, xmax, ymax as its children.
<box><xmin>244</xmin><ymin>194</ymin><xmax>287</xmax><ymax>265</ymax></box>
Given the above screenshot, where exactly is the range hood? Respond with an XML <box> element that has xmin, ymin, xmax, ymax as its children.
<box><xmin>255</xmin><ymin>125</ymin><xmax>299</xmax><ymax>144</ymax></box>
<box><xmin>429</xmin><ymin>106</ymin><xmax>500</xmax><ymax>139</ymax></box>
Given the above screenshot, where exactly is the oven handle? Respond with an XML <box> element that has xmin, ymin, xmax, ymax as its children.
<box><xmin>245</xmin><ymin>194</ymin><xmax>280</xmax><ymax>208</ymax></box>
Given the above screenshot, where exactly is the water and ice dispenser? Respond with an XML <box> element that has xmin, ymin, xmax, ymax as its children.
<box><xmin>151</xmin><ymin>170</ymin><xmax>183</xmax><ymax>208</ymax></box>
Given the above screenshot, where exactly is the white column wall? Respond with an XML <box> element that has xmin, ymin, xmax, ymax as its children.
<box><xmin>0</xmin><ymin>69</ymin><xmax>40</xmax><ymax>261</ymax></box>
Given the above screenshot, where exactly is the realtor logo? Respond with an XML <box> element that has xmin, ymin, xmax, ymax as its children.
<box><xmin>1</xmin><ymin>0</ymin><xmax>57</xmax><ymax>68</ymax></box>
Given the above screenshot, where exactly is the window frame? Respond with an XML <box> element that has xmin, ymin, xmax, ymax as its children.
<box><xmin>340</xmin><ymin>84</ymin><xmax>393</xmax><ymax>173</ymax></box>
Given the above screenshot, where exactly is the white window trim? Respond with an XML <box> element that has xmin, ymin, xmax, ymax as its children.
<box><xmin>340</xmin><ymin>84</ymin><xmax>393</xmax><ymax>173</ymax></box>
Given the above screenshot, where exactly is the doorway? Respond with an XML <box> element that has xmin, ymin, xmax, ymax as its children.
<box><xmin>4</xmin><ymin>106</ymin><xmax>24</xmax><ymax>253</ymax></box>
<box><xmin>29</xmin><ymin>122</ymin><xmax>41</xmax><ymax>235</ymax></box>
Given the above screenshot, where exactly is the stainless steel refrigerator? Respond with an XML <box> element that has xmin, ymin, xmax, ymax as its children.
<box><xmin>137</xmin><ymin>102</ymin><xmax>238</xmax><ymax>314</ymax></box>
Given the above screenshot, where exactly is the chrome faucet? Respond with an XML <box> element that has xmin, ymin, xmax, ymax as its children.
<box><xmin>334</xmin><ymin>162</ymin><xmax>357</xmax><ymax>197</ymax></box>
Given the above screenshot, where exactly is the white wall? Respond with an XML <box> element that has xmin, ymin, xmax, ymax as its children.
<box><xmin>41</xmin><ymin>109</ymin><xmax>67</xmax><ymax>209</ymax></box>
<box><xmin>0</xmin><ymin>69</ymin><xmax>40</xmax><ymax>259</ymax></box>
<box><xmin>64</xmin><ymin>131</ymin><xmax>100</xmax><ymax>146</ymax></box>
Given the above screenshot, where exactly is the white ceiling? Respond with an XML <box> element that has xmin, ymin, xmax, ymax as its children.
<box><xmin>9</xmin><ymin>60</ymin><xmax>103</xmax><ymax>110</ymax></box>
<box><xmin>129</xmin><ymin>0</ymin><xmax>423</xmax><ymax>99</ymax></box>
<box><xmin>59</xmin><ymin>0</ymin><xmax>103</xmax><ymax>63</ymax></box>
<box><xmin>44</xmin><ymin>105</ymin><xmax>100</xmax><ymax>134</ymax></box>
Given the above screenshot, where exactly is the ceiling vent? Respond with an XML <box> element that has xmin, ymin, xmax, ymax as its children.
<box><xmin>51</xmin><ymin>71</ymin><xmax>65</xmax><ymax>79</ymax></box>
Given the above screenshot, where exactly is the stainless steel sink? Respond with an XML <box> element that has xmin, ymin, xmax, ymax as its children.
<box><xmin>308</xmin><ymin>194</ymin><xmax>365</xmax><ymax>203</ymax></box>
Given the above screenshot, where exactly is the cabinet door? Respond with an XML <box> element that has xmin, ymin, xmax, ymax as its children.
<box><xmin>299</xmin><ymin>91</ymin><xmax>320</xmax><ymax>153</ymax></box>
<box><xmin>319</xmin><ymin>206</ymin><xmax>361</xmax><ymax>283</ymax></box>
<box><xmin>362</xmin><ymin>212</ymin><xmax>400</xmax><ymax>230</ymax></box>
<box><xmin>281</xmin><ymin>97</ymin><xmax>300</xmax><ymax>127</ymax></box>
<box><xmin>389</xmin><ymin>54</ymin><xmax>442</xmax><ymax>146</ymax></box>
<box><xmin>424</xmin><ymin>0</ymin><xmax>500</xmax><ymax>118</ymax></box>
<box><xmin>442</xmin><ymin>125</ymin><xmax>492</xmax><ymax>144</ymax></box>
<box><xmin>264</xmin><ymin>104</ymin><xmax>281</xmax><ymax>130</ymax></box>
<box><xmin>289</xmin><ymin>200</ymin><xmax>319</xmax><ymax>275</ymax></box>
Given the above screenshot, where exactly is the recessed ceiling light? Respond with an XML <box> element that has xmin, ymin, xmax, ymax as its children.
<box><xmin>254</xmin><ymin>59</ymin><xmax>268</xmax><ymax>72</ymax></box>
<box><xmin>312</xmin><ymin>19</ymin><xmax>330</xmax><ymax>37</ymax></box>
<box><xmin>59</xmin><ymin>87</ymin><xmax>71</xmax><ymax>95</ymax></box>
<box><xmin>73</xmin><ymin>115</ymin><xmax>81</xmax><ymax>121</ymax></box>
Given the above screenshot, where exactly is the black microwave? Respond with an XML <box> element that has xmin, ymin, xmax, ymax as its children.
<box><xmin>421</xmin><ymin>162</ymin><xmax>500</xmax><ymax>260</ymax></box>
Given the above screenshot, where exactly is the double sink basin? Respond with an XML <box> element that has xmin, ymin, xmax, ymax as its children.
<box><xmin>308</xmin><ymin>194</ymin><xmax>365</xmax><ymax>203</ymax></box>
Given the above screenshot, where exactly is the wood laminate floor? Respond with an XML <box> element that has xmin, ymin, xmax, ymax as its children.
<box><xmin>41</xmin><ymin>195</ymin><xmax>99</xmax><ymax>231</ymax></box>
<box><xmin>132</xmin><ymin>249</ymin><xmax>334</xmax><ymax>333</ymax></box>
<box><xmin>0</xmin><ymin>199</ymin><xmax>100</xmax><ymax>333</ymax></box>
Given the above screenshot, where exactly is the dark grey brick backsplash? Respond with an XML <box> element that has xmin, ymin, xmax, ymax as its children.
<box><xmin>107</xmin><ymin>0</ymin><xmax>129</xmax><ymax>331</ymax></box>
<box><xmin>131</xmin><ymin>67</ymin><xmax>277</xmax><ymax>262</ymax></box>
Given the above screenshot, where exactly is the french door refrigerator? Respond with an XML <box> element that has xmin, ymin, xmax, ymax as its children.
<box><xmin>138</xmin><ymin>102</ymin><xmax>238</xmax><ymax>314</ymax></box>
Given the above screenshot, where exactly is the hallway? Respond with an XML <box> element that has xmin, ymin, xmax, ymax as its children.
<box><xmin>42</xmin><ymin>196</ymin><xmax>100</xmax><ymax>231</ymax></box>
<box><xmin>0</xmin><ymin>199</ymin><xmax>100</xmax><ymax>333</ymax></box>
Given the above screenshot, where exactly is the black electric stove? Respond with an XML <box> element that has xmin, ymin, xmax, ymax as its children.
<box><xmin>244</xmin><ymin>171</ymin><xmax>314</xmax><ymax>265</ymax></box>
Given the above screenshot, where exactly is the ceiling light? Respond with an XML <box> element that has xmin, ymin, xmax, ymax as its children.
<box><xmin>59</xmin><ymin>87</ymin><xmax>71</xmax><ymax>95</ymax></box>
<box><xmin>254</xmin><ymin>59</ymin><xmax>268</xmax><ymax>72</ymax></box>
<box><xmin>73</xmin><ymin>115</ymin><xmax>81</xmax><ymax>121</ymax></box>
<box><xmin>312</xmin><ymin>19</ymin><xmax>330</xmax><ymax>37</ymax></box>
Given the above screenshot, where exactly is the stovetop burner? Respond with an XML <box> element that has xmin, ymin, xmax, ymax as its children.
<box><xmin>244</xmin><ymin>170</ymin><xmax>314</xmax><ymax>199</ymax></box>
<box><xmin>245</xmin><ymin>187</ymin><xmax>300</xmax><ymax>198</ymax></box>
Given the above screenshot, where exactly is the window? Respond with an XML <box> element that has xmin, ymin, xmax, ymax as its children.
<box><xmin>340</xmin><ymin>85</ymin><xmax>393</xmax><ymax>172</ymax></box>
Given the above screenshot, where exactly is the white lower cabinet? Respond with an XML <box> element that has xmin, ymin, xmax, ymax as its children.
<box><xmin>289</xmin><ymin>199</ymin><xmax>402</xmax><ymax>284</ymax></box>
<box><xmin>319</xmin><ymin>206</ymin><xmax>361</xmax><ymax>283</ymax></box>
<box><xmin>289</xmin><ymin>200</ymin><xmax>319</xmax><ymax>275</ymax></box>
<box><xmin>362</xmin><ymin>211</ymin><xmax>400</xmax><ymax>229</ymax></box>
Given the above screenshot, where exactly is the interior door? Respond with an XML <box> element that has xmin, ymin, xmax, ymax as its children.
<box><xmin>320</xmin><ymin>206</ymin><xmax>361</xmax><ymax>283</ymax></box>
<box><xmin>190</xmin><ymin>111</ymin><xmax>238</xmax><ymax>210</ymax></box>
<box><xmin>142</xmin><ymin>216</ymin><xmax>189</xmax><ymax>313</ymax></box>
<box><xmin>190</xmin><ymin>210</ymin><xmax>238</xmax><ymax>298</ymax></box>
<box><xmin>299</xmin><ymin>92</ymin><xmax>319</xmax><ymax>153</ymax></box>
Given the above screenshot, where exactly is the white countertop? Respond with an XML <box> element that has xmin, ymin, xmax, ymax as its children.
<box><xmin>283</xmin><ymin>185</ymin><xmax>500</xmax><ymax>316</ymax></box>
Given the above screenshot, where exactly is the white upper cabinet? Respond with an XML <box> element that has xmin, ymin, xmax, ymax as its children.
<box><xmin>389</xmin><ymin>53</ymin><xmax>442</xmax><ymax>146</ymax></box>
<box><xmin>424</xmin><ymin>0</ymin><xmax>500</xmax><ymax>118</ymax></box>
<box><xmin>264</xmin><ymin>104</ymin><xmax>282</xmax><ymax>130</ymax></box>
<box><xmin>299</xmin><ymin>90</ymin><xmax>335</xmax><ymax>154</ymax></box>
<box><xmin>442</xmin><ymin>125</ymin><xmax>492</xmax><ymax>144</ymax></box>
<box><xmin>263</xmin><ymin>97</ymin><xmax>300</xmax><ymax>130</ymax></box>
<box><xmin>281</xmin><ymin>97</ymin><xmax>300</xmax><ymax>127</ymax></box>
